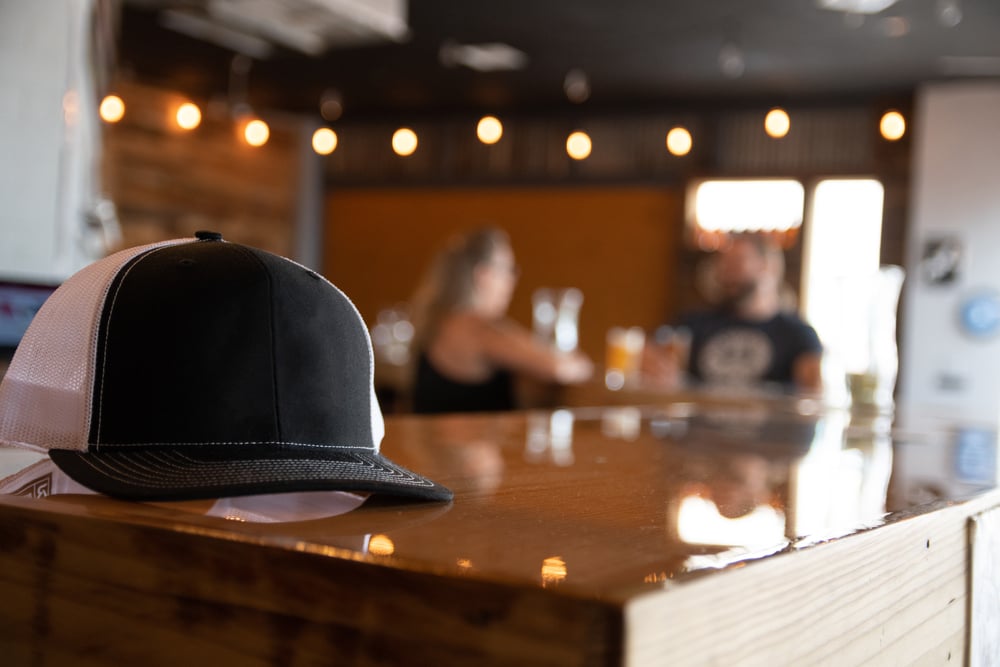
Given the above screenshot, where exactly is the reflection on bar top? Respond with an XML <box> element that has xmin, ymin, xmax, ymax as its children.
<box><xmin>0</xmin><ymin>403</ymin><xmax>995</xmax><ymax>600</ymax></box>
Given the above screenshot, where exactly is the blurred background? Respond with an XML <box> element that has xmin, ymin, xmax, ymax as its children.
<box><xmin>2</xmin><ymin>0</ymin><xmax>1000</xmax><ymax>425</ymax></box>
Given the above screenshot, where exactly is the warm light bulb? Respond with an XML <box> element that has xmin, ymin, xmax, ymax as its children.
<box><xmin>880</xmin><ymin>110</ymin><xmax>906</xmax><ymax>141</ymax></box>
<box><xmin>392</xmin><ymin>127</ymin><xmax>418</xmax><ymax>156</ymax></box>
<box><xmin>477</xmin><ymin>115</ymin><xmax>503</xmax><ymax>144</ymax></box>
<box><xmin>175</xmin><ymin>102</ymin><xmax>201</xmax><ymax>130</ymax></box>
<box><xmin>312</xmin><ymin>127</ymin><xmax>338</xmax><ymax>155</ymax></box>
<box><xmin>764</xmin><ymin>108</ymin><xmax>790</xmax><ymax>138</ymax></box>
<box><xmin>666</xmin><ymin>127</ymin><xmax>693</xmax><ymax>156</ymax></box>
<box><xmin>99</xmin><ymin>95</ymin><xmax>125</xmax><ymax>123</ymax></box>
<box><xmin>566</xmin><ymin>131</ymin><xmax>592</xmax><ymax>160</ymax></box>
<box><xmin>244</xmin><ymin>119</ymin><xmax>270</xmax><ymax>147</ymax></box>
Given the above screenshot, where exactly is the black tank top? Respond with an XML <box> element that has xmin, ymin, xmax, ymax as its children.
<box><xmin>412</xmin><ymin>353</ymin><xmax>515</xmax><ymax>414</ymax></box>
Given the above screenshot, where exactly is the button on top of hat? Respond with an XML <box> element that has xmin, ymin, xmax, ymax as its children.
<box><xmin>195</xmin><ymin>230</ymin><xmax>223</xmax><ymax>241</ymax></box>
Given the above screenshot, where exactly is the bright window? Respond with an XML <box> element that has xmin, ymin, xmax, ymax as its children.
<box><xmin>801</xmin><ymin>178</ymin><xmax>886</xmax><ymax>396</ymax></box>
<box><xmin>802</xmin><ymin>179</ymin><xmax>884</xmax><ymax>334</ymax></box>
<box><xmin>691</xmin><ymin>179</ymin><xmax>805</xmax><ymax>233</ymax></box>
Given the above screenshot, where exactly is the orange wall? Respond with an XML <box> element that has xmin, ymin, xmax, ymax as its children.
<box><xmin>324</xmin><ymin>186</ymin><xmax>683</xmax><ymax>362</ymax></box>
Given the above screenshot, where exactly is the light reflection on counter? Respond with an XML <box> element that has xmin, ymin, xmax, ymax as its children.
<box><xmin>675</xmin><ymin>495</ymin><xmax>785</xmax><ymax>549</ymax></box>
<box><xmin>682</xmin><ymin>542</ymin><xmax>789</xmax><ymax>573</ymax></box>
<box><xmin>525</xmin><ymin>409</ymin><xmax>575</xmax><ymax>466</ymax></box>
<box><xmin>368</xmin><ymin>534</ymin><xmax>396</xmax><ymax>556</ymax></box>
<box><xmin>2</xmin><ymin>401</ymin><xmax>997</xmax><ymax>597</ymax></box>
<box><xmin>601</xmin><ymin>407</ymin><xmax>642</xmax><ymax>440</ymax></box>
<box><xmin>791</xmin><ymin>410</ymin><xmax>893</xmax><ymax>539</ymax></box>
<box><xmin>541</xmin><ymin>556</ymin><xmax>567</xmax><ymax>587</ymax></box>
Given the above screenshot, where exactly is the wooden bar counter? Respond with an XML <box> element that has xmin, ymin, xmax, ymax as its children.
<box><xmin>1</xmin><ymin>396</ymin><xmax>998</xmax><ymax>665</ymax></box>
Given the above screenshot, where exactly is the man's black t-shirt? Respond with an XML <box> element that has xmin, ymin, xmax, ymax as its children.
<box><xmin>679</xmin><ymin>310</ymin><xmax>822</xmax><ymax>389</ymax></box>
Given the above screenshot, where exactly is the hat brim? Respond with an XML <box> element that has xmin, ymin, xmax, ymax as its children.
<box><xmin>49</xmin><ymin>447</ymin><xmax>453</xmax><ymax>502</ymax></box>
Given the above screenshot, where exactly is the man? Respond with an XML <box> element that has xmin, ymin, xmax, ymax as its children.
<box><xmin>647</xmin><ymin>234</ymin><xmax>822</xmax><ymax>392</ymax></box>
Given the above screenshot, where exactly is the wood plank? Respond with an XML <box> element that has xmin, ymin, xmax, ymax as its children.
<box><xmin>625</xmin><ymin>492</ymin><xmax>1000</xmax><ymax>665</ymax></box>
<box><xmin>970</xmin><ymin>504</ymin><xmax>1000</xmax><ymax>667</ymax></box>
<box><xmin>1</xmin><ymin>406</ymin><xmax>996</xmax><ymax>665</ymax></box>
<box><xmin>0</xmin><ymin>497</ymin><xmax>620</xmax><ymax>667</ymax></box>
<box><xmin>101</xmin><ymin>80</ymin><xmax>300</xmax><ymax>258</ymax></box>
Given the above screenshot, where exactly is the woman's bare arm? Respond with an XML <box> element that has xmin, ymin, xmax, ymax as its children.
<box><xmin>477</xmin><ymin>318</ymin><xmax>593</xmax><ymax>384</ymax></box>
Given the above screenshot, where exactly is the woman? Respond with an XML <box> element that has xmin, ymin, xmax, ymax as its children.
<box><xmin>410</xmin><ymin>227</ymin><xmax>592</xmax><ymax>414</ymax></box>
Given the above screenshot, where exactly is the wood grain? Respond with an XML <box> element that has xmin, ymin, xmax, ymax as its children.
<box><xmin>0</xmin><ymin>404</ymin><xmax>997</xmax><ymax>665</ymax></box>
<box><xmin>101</xmin><ymin>80</ymin><xmax>301</xmax><ymax>257</ymax></box>
<box><xmin>0</xmin><ymin>497</ymin><xmax>619</xmax><ymax>666</ymax></box>
<box><xmin>970</xmin><ymin>505</ymin><xmax>1000</xmax><ymax>667</ymax></box>
<box><xmin>625</xmin><ymin>493</ymin><xmax>1000</xmax><ymax>666</ymax></box>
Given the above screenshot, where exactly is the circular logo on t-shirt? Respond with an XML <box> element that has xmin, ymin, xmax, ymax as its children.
<box><xmin>699</xmin><ymin>329</ymin><xmax>773</xmax><ymax>385</ymax></box>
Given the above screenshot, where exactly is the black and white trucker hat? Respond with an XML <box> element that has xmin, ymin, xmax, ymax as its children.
<box><xmin>0</xmin><ymin>232</ymin><xmax>451</xmax><ymax>502</ymax></box>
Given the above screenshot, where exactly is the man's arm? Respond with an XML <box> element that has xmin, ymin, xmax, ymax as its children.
<box><xmin>792</xmin><ymin>352</ymin><xmax>823</xmax><ymax>393</ymax></box>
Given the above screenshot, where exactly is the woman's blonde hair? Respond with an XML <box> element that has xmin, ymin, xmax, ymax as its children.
<box><xmin>409</xmin><ymin>227</ymin><xmax>511</xmax><ymax>352</ymax></box>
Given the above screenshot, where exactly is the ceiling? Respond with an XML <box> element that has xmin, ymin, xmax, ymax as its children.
<box><xmin>116</xmin><ymin>0</ymin><xmax>1000</xmax><ymax>119</ymax></box>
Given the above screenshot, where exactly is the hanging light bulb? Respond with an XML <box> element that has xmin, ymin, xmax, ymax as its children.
<box><xmin>566</xmin><ymin>131</ymin><xmax>592</xmax><ymax>160</ymax></box>
<box><xmin>99</xmin><ymin>95</ymin><xmax>125</xmax><ymax>123</ymax></box>
<box><xmin>244</xmin><ymin>119</ymin><xmax>270</xmax><ymax>147</ymax></box>
<box><xmin>312</xmin><ymin>127</ymin><xmax>338</xmax><ymax>155</ymax></box>
<box><xmin>476</xmin><ymin>116</ymin><xmax>503</xmax><ymax>144</ymax></box>
<box><xmin>764</xmin><ymin>108</ymin><xmax>791</xmax><ymax>138</ymax></box>
<box><xmin>392</xmin><ymin>128</ymin><xmax>418</xmax><ymax>156</ymax></box>
<box><xmin>666</xmin><ymin>127</ymin><xmax>693</xmax><ymax>156</ymax></box>
<box><xmin>879</xmin><ymin>110</ymin><xmax>906</xmax><ymax>141</ymax></box>
<box><xmin>175</xmin><ymin>102</ymin><xmax>202</xmax><ymax>130</ymax></box>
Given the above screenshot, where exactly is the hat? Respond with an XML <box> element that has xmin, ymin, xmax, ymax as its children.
<box><xmin>0</xmin><ymin>232</ymin><xmax>451</xmax><ymax>502</ymax></box>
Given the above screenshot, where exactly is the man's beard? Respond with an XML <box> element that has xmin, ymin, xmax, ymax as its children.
<box><xmin>717</xmin><ymin>280</ymin><xmax>757</xmax><ymax>312</ymax></box>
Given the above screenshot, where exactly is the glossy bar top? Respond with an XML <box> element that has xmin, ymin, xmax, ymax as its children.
<box><xmin>1</xmin><ymin>395</ymin><xmax>995</xmax><ymax>605</ymax></box>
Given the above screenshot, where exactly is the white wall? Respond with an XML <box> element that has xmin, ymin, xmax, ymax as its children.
<box><xmin>899</xmin><ymin>82</ymin><xmax>1000</xmax><ymax>426</ymax></box>
<box><xmin>0</xmin><ymin>0</ymin><xmax>101</xmax><ymax>284</ymax></box>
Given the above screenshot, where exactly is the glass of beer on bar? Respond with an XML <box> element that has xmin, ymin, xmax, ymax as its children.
<box><xmin>605</xmin><ymin>326</ymin><xmax>645</xmax><ymax>390</ymax></box>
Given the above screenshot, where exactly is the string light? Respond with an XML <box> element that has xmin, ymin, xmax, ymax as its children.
<box><xmin>879</xmin><ymin>110</ymin><xmax>906</xmax><ymax>141</ymax></box>
<box><xmin>175</xmin><ymin>102</ymin><xmax>201</xmax><ymax>130</ymax></box>
<box><xmin>244</xmin><ymin>119</ymin><xmax>270</xmax><ymax>147</ymax></box>
<box><xmin>312</xmin><ymin>127</ymin><xmax>338</xmax><ymax>155</ymax></box>
<box><xmin>102</xmin><ymin>97</ymin><xmax>907</xmax><ymax>161</ymax></box>
<box><xmin>99</xmin><ymin>95</ymin><xmax>125</xmax><ymax>123</ymax></box>
<box><xmin>566</xmin><ymin>131</ymin><xmax>592</xmax><ymax>160</ymax></box>
<box><xmin>666</xmin><ymin>127</ymin><xmax>692</xmax><ymax>156</ymax></box>
<box><xmin>476</xmin><ymin>115</ymin><xmax>503</xmax><ymax>144</ymax></box>
<box><xmin>764</xmin><ymin>108</ymin><xmax>791</xmax><ymax>138</ymax></box>
<box><xmin>392</xmin><ymin>127</ymin><xmax>418</xmax><ymax>156</ymax></box>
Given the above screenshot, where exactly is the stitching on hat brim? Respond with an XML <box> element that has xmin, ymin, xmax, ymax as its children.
<box><xmin>48</xmin><ymin>448</ymin><xmax>452</xmax><ymax>501</ymax></box>
<box><xmin>82</xmin><ymin>442</ymin><xmax>374</xmax><ymax>448</ymax></box>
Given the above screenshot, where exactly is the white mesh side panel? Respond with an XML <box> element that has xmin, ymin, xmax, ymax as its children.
<box><xmin>0</xmin><ymin>240</ymin><xmax>189</xmax><ymax>452</ymax></box>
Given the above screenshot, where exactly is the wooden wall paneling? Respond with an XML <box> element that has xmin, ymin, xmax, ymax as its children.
<box><xmin>324</xmin><ymin>187</ymin><xmax>683</xmax><ymax>363</ymax></box>
<box><xmin>101</xmin><ymin>81</ymin><xmax>303</xmax><ymax>257</ymax></box>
